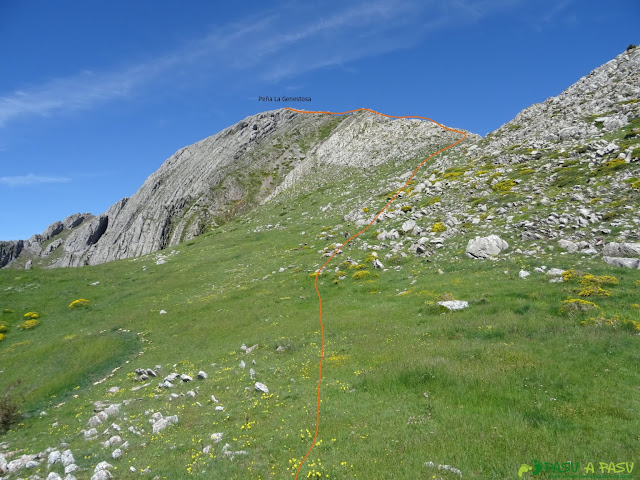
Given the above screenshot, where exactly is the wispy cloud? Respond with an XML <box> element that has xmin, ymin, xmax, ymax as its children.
<box><xmin>0</xmin><ymin>174</ymin><xmax>71</xmax><ymax>186</ymax></box>
<box><xmin>0</xmin><ymin>0</ymin><xmax>522</xmax><ymax>128</ymax></box>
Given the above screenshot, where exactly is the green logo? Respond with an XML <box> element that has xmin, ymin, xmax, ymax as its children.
<box><xmin>518</xmin><ymin>460</ymin><xmax>634</xmax><ymax>478</ymax></box>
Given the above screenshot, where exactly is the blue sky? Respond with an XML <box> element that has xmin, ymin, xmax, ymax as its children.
<box><xmin>0</xmin><ymin>0</ymin><xmax>638</xmax><ymax>241</ymax></box>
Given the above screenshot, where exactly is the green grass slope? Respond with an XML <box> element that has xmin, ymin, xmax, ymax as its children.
<box><xmin>0</xmin><ymin>150</ymin><xmax>639</xmax><ymax>480</ymax></box>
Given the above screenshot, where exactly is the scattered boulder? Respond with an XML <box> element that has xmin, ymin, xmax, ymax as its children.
<box><xmin>87</xmin><ymin>414</ymin><xmax>104</xmax><ymax>427</ymax></box>
<box><xmin>603</xmin><ymin>242</ymin><xmax>640</xmax><ymax>269</ymax></box>
<box><xmin>465</xmin><ymin>235</ymin><xmax>509</xmax><ymax>259</ymax></box>
<box><xmin>91</xmin><ymin>470</ymin><xmax>113</xmax><ymax>480</ymax></box>
<box><xmin>255</xmin><ymin>382</ymin><xmax>269</xmax><ymax>393</ymax></box>
<box><xmin>603</xmin><ymin>257</ymin><xmax>640</xmax><ymax>269</ymax></box>
<box><xmin>61</xmin><ymin>450</ymin><xmax>75</xmax><ymax>467</ymax></box>
<box><xmin>437</xmin><ymin>300</ymin><xmax>469</xmax><ymax>311</ymax></box>
<box><xmin>48</xmin><ymin>450</ymin><xmax>62</xmax><ymax>466</ymax></box>
<box><xmin>518</xmin><ymin>270</ymin><xmax>530</xmax><ymax>279</ymax></box>
<box><xmin>196</xmin><ymin>371</ymin><xmax>208</xmax><ymax>380</ymax></box>
<box><xmin>558</xmin><ymin>239</ymin><xmax>578</xmax><ymax>253</ymax></box>
<box><xmin>65</xmin><ymin>463</ymin><xmax>79</xmax><ymax>474</ymax></box>
<box><xmin>603</xmin><ymin>242</ymin><xmax>640</xmax><ymax>257</ymax></box>
<box><xmin>151</xmin><ymin>414</ymin><xmax>179</xmax><ymax>433</ymax></box>
<box><xmin>401</xmin><ymin>219</ymin><xmax>416</xmax><ymax>232</ymax></box>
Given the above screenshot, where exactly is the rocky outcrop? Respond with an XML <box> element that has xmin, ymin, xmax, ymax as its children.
<box><xmin>0</xmin><ymin>213</ymin><xmax>90</xmax><ymax>268</ymax></box>
<box><xmin>43</xmin><ymin>108</ymin><xmax>467</xmax><ymax>267</ymax></box>
<box><xmin>0</xmin><ymin>240</ymin><xmax>23</xmax><ymax>267</ymax></box>
<box><xmin>466</xmin><ymin>235</ymin><xmax>509</xmax><ymax>259</ymax></box>
<box><xmin>487</xmin><ymin>46</ymin><xmax>639</xmax><ymax>148</ymax></box>
<box><xmin>603</xmin><ymin>242</ymin><xmax>640</xmax><ymax>269</ymax></box>
<box><xmin>3</xmin><ymin>48</ymin><xmax>639</xmax><ymax>269</ymax></box>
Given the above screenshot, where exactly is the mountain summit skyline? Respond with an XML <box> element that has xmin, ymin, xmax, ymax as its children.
<box><xmin>1</xmin><ymin>1</ymin><xmax>638</xmax><ymax>240</ymax></box>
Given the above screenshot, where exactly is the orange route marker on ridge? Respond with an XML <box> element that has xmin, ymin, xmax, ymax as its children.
<box><xmin>286</xmin><ymin>107</ymin><xmax>466</xmax><ymax>479</ymax></box>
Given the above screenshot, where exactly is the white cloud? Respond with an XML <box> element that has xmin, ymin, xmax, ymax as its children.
<box><xmin>0</xmin><ymin>174</ymin><xmax>71</xmax><ymax>186</ymax></box>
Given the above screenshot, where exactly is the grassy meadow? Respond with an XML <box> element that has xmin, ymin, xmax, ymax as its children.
<box><xmin>1</xmin><ymin>154</ymin><xmax>639</xmax><ymax>480</ymax></box>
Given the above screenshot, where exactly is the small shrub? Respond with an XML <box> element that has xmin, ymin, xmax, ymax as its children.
<box><xmin>577</xmin><ymin>286</ymin><xmax>611</xmax><ymax>297</ymax></box>
<box><xmin>23</xmin><ymin>312</ymin><xmax>39</xmax><ymax>319</ymax></box>
<box><xmin>352</xmin><ymin>271</ymin><xmax>371</xmax><ymax>280</ymax></box>
<box><xmin>443</xmin><ymin>171</ymin><xmax>464</xmax><ymax>179</ymax></box>
<box><xmin>620</xmin><ymin>318</ymin><xmax>640</xmax><ymax>333</ymax></box>
<box><xmin>0</xmin><ymin>381</ymin><xmax>22</xmax><ymax>433</ymax></box>
<box><xmin>602</xmin><ymin>158</ymin><xmax>626</xmax><ymax>171</ymax></box>
<box><xmin>492</xmin><ymin>179</ymin><xmax>516</xmax><ymax>193</ymax></box>
<box><xmin>69</xmin><ymin>299</ymin><xmax>91</xmax><ymax>308</ymax></box>
<box><xmin>0</xmin><ymin>333</ymin><xmax>5</xmax><ymax>341</ymax></box>
<box><xmin>431</xmin><ymin>222</ymin><xmax>447</xmax><ymax>233</ymax></box>
<box><xmin>519</xmin><ymin>168</ymin><xmax>535</xmax><ymax>174</ymax></box>
<box><xmin>631</xmin><ymin>180</ymin><xmax>640</xmax><ymax>190</ymax></box>
<box><xmin>19</xmin><ymin>319</ymin><xmax>39</xmax><ymax>330</ymax></box>
<box><xmin>3</xmin><ymin>309</ymin><xmax>13</xmax><ymax>314</ymax></box>
<box><xmin>0</xmin><ymin>325</ymin><xmax>7</xmax><ymax>333</ymax></box>
<box><xmin>362</xmin><ymin>207</ymin><xmax>369</xmax><ymax>213</ymax></box>
<box><xmin>401</xmin><ymin>205</ymin><xmax>413</xmax><ymax>212</ymax></box>
<box><xmin>580</xmin><ymin>274</ymin><xmax>618</xmax><ymax>286</ymax></box>
<box><xmin>355</xmin><ymin>264</ymin><xmax>368</xmax><ymax>270</ymax></box>
<box><xmin>581</xmin><ymin>315</ymin><xmax>640</xmax><ymax>333</ymax></box>
<box><xmin>559</xmin><ymin>298</ymin><xmax>600</xmax><ymax>315</ymax></box>
<box><xmin>561</xmin><ymin>269</ymin><xmax>584</xmax><ymax>282</ymax></box>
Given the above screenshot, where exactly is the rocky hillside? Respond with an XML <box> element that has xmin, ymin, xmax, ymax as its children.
<box><xmin>266</xmin><ymin>46</ymin><xmax>639</xmax><ymax>271</ymax></box>
<box><xmin>1</xmin><ymin>46</ymin><xmax>638</xmax><ymax>270</ymax></box>
<box><xmin>0</xmin><ymin>109</ymin><xmax>466</xmax><ymax>269</ymax></box>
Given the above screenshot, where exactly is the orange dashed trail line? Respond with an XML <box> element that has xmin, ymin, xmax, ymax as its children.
<box><xmin>287</xmin><ymin>107</ymin><xmax>466</xmax><ymax>479</ymax></box>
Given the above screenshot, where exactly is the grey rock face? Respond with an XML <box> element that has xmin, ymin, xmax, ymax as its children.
<box><xmin>51</xmin><ymin>109</ymin><xmax>372</xmax><ymax>267</ymax></box>
<box><xmin>0</xmin><ymin>240</ymin><xmax>23</xmax><ymax>267</ymax></box>
<box><xmin>603</xmin><ymin>256</ymin><xmax>640</xmax><ymax>269</ymax></box>
<box><xmin>489</xmin><ymin>46</ymin><xmax>639</xmax><ymax>148</ymax></box>
<box><xmin>0</xmin><ymin>212</ymin><xmax>90</xmax><ymax>269</ymax></box>
<box><xmin>42</xmin><ymin>221</ymin><xmax>64</xmax><ymax>241</ymax></box>
<box><xmin>602</xmin><ymin>242</ymin><xmax>640</xmax><ymax>269</ymax></box>
<box><xmin>603</xmin><ymin>242</ymin><xmax>640</xmax><ymax>257</ymax></box>
<box><xmin>466</xmin><ymin>235</ymin><xmax>509</xmax><ymax>259</ymax></box>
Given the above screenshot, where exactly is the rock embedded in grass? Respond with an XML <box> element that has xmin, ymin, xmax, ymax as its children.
<box><xmin>437</xmin><ymin>300</ymin><xmax>469</xmax><ymax>311</ymax></box>
<box><xmin>466</xmin><ymin>235</ymin><xmax>509</xmax><ymax>259</ymax></box>
<box><xmin>60</xmin><ymin>450</ymin><xmax>74</xmax><ymax>468</ymax></box>
<box><xmin>255</xmin><ymin>382</ymin><xmax>269</xmax><ymax>393</ymax></box>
